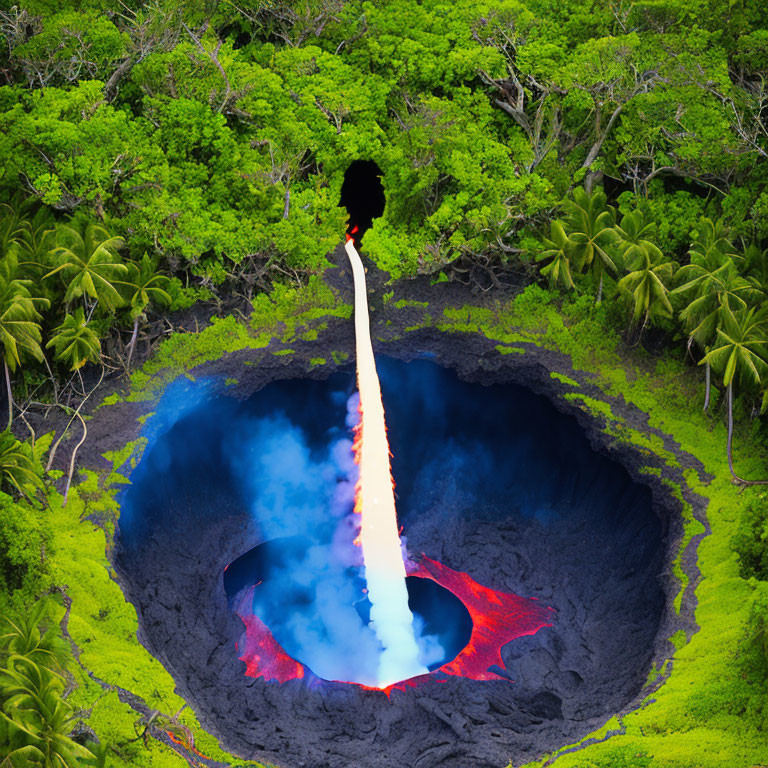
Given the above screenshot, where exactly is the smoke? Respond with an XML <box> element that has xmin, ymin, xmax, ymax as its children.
<box><xmin>229</xmin><ymin>392</ymin><xmax>443</xmax><ymax>686</ymax></box>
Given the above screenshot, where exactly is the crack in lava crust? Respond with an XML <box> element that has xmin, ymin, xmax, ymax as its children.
<box><xmin>234</xmin><ymin>555</ymin><xmax>553</xmax><ymax>694</ymax></box>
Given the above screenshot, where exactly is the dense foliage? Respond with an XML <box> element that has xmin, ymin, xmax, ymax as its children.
<box><xmin>0</xmin><ymin>0</ymin><xmax>765</xmax><ymax>424</ymax></box>
<box><xmin>0</xmin><ymin>0</ymin><xmax>766</xmax><ymax>284</ymax></box>
<box><xmin>0</xmin><ymin>599</ymin><xmax>98</xmax><ymax>767</ymax></box>
<box><xmin>1</xmin><ymin>0</ymin><xmax>768</xmax><ymax>765</ymax></box>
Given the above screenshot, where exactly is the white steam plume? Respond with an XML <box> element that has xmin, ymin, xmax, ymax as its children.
<box><xmin>345</xmin><ymin>238</ymin><xmax>428</xmax><ymax>686</ymax></box>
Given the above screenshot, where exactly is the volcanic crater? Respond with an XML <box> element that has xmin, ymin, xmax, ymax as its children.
<box><xmin>110</xmin><ymin>325</ymin><xmax>699</xmax><ymax>768</ymax></box>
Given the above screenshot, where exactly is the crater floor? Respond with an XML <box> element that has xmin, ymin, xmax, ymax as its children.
<box><xmin>115</xmin><ymin>356</ymin><xmax>666</xmax><ymax>768</ymax></box>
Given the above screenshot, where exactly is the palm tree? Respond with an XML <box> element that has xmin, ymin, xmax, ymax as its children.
<box><xmin>0</xmin><ymin>254</ymin><xmax>50</xmax><ymax>429</ymax></box>
<box><xmin>617</xmin><ymin>248</ymin><xmax>676</xmax><ymax>342</ymax></box>
<box><xmin>12</xmin><ymin>207</ymin><xmax>56</xmax><ymax>280</ymax></box>
<box><xmin>0</xmin><ymin>198</ymin><xmax>32</xmax><ymax>258</ymax></box>
<box><xmin>672</xmin><ymin>250</ymin><xmax>763</xmax><ymax>412</ymax></box>
<box><xmin>743</xmin><ymin>240</ymin><xmax>768</xmax><ymax>287</ymax></box>
<box><xmin>118</xmin><ymin>254</ymin><xmax>171</xmax><ymax>369</ymax></box>
<box><xmin>0</xmin><ymin>431</ymin><xmax>44</xmax><ymax>498</ymax></box>
<box><xmin>46</xmin><ymin>309</ymin><xmax>101</xmax><ymax>371</ymax></box>
<box><xmin>0</xmin><ymin>656</ymin><xmax>94</xmax><ymax>768</ymax></box>
<box><xmin>0</xmin><ymin>601</ymin><xmax>68</xmax><ymax>673</ymax></box>
<box><xmin>561</xmin><ymin>186</ymin><xmax>619</xmax><ymax>302</ymax></box>
<box><xmin>701</xmin><ymin>306</ymin><xmax>768</xmax><ymax>485</ymax></box>
<box><xmin>536</xmin><ymin>220</ymin><xmax>576</xmax><ymax>290</ymax></box>
<box><xmin>613</xmin><ymin>210</ymin><xmax>663</xmax><ymax>269</ymax></box>
<box><xmin>689</xmin><ymin>217</ymin><xmax>739</xmax><ymax>266</ymax></box>
<box><xmin>45</xmin><ymin>224</ymin><xmax>127</xmax><ymax>313</ymax></box>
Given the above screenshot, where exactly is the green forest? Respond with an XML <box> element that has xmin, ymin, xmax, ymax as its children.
<box><xmin>1</xmin><ymin>0</ymin><xmax>768</xmax><ymax>766</ymax></box>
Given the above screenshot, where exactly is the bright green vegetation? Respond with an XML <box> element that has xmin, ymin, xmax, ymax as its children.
<box><xmin>433</xmin><ymin>286</ymin><xmax>768</xmax><ymax>766</ymax></box>
<box><xmin>126</xmin><ymin>277</ymin><xmax>350</xmax><ymax>401</ymax></box>
<box><xmin>549</xmin><ymin>372</ymin><xmax>579</xmax><ymax>388</ymax></box>
<box><xmin>0</xmin><ymin>0</ymin><xmax>766</xmax><ymax>288</ymax></box>
<box><xmin>0</xmin><ymin>599</ymin><xmax>97</xmax><ymax>767</ymax></box>
<box><xmin>1</xmin><ymin>440</ymin><xmax>268</xmax><ymax>767</ymax></box>
<box><xmin>1</xmin><ymin>0</ymin><xmax>768</xmax><ymax>766</ymax></box>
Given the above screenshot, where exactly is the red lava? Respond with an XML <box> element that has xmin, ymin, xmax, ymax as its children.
<box><xmin>235</xmin><ymin>555</ymin><xmax>553</xmax><ymax>694</ymax></box>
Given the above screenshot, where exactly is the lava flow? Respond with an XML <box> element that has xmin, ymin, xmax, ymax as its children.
<box><xmin>345</xmin><ymin>236</ymin><xmax>427</xmax><ymax>686</ymax></box>
<box><xmin>235</xmin><ymin>558</ymin><xmax>554</xmax><ymax>691</ymax></box>
<box><xmin>407</xmin><ymin>556</ymin><xmax>554</xmax><ymax>681</ymax></box>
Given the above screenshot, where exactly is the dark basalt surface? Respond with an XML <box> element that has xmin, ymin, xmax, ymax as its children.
<box><xmin>113</xmin><ymin>348</ymin><xmax>674</xmax><ymax>768</ymax></box>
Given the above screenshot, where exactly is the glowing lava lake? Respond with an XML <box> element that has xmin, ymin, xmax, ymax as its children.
<box><xmin>115</xmin><ymin>356</ymin><xmax>667</xmax><ymax>768</ymax></box>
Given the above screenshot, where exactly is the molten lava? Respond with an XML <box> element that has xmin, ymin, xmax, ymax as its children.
<box><xmin>235</xmin><ymin>558</ymin><xmax>553</xmax><ymax>691</ymax></box>
<box><xmin>407</xmin><ymin>557</ymin><xmax>554</xmax><ymax>681</ymax></box>
<box><xmin>234</xmin><ymin>587</ymin><xmax>305</xmax><ymax>684</ymax></box>
<box><xmin>345</xmin><ymin>237</ymin><xmax>426</xmax><ymax>686</ymax></box>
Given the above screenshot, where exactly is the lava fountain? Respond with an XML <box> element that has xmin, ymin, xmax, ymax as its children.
<box><xmin>345</xmin><ymin>236</ymin><xmax>428</xmax><ymax>686</ymax></box>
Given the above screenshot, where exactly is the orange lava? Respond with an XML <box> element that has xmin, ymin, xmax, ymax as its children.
<box><xmin>234</xmin><ymin>555</ymin><xmax>552</xmax><ymax>693</ymax></box>
<box><xmin>235</xmin><ymin>586</ymin><xmax>305</xmax><ymax>684</ymax></box>
<box><xmin>407</xmin><ymin>556</ymin><xmax>554</xmax><ymax>681</ymax></box>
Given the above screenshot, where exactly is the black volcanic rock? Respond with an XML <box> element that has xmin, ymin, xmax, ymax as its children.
<box><xmin>111</xmin><ymin>350</ymin><xmax>687</xmax><ymax>768</ymax></box>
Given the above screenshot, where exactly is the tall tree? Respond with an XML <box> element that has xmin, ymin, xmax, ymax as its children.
<box><xmin>560</xmin><ymin>186</ymin><xmax>619</xmax><ymax>302</ymax></box>
<box><xmin>0</xmin><ymin>254</ymin><xmax>49</xmax><ymax>429</ymax></box>
<box><xmin>673</xmin><ymin>243</ymin><xmax>763</xmax><ymax>411</ymax></box>
<box><xmin>702</xmin><ymin>306</ymin><xmax>768</xmax><ymax>485</ymax></box>
<box><xmin>613</xmin><ymin>210</ymin><xmax>663</xmax><ymax>269</ymax></box>
<box><xmin>536</xmin><ymin>221</ymin><xmax>576</xmax><ymax>291</ymax></box>
<box><xmin>617</xmin><ymin>246</ymin><xmax>676</xmax><ymax>341</ymax></box>
<box><xmin>119</xmin><ymin>254</ymin><xmax>171</xmax><ymax>370</ymax></box>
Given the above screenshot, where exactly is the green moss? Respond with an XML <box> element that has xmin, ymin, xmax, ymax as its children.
<box><xmin>496</xmin><ymin>345</ymin><xmax>525</xmax><ymax>355</ymax></box>
<box><xmin>550</xmin><ymin>371</ymin><xmax>580</xmax><ymax>387</ymax></box>
<box><xmin>331</xmin><ymin>350</ymin><xmax>349</xmax><ymax>365</ymax></box>
<box><xmin>124</xmin><ymin>278</ymin><xmax>350</xmax><ymax>403</ymax></box>
<box><xmin>274</xmin><ymin>349</ymin><xmax>294</xmax><ymax>356</ymax></box>
<box><xmin>645</xmin><ymin>660</ymin><xmax>671</xmax><ymax>687</ymax></box>
<box><xmin>661</xmin><ymin>478</ymin><xmax>707</xmax><ymax>613</ymax></box>
<box><xmin>87</xmin><ymin>692</ymin><xmax>187</xmax><ymax>767</ymax></box>
<box><xmin>393</xmin><ymin>298</ymin><xmax>429</xmax><ymax>309</ymax></box>
<box><xmin>670</xmin><ymin>630</ymin><xmax>688</xmax><ymax>651</ymax></box>
<box><xmin>562</xmin><ymin>392</ymin><xmax>616</xmax><ymax>422</ymax></box>
<box><xmin>528</xmin><ymin>717</ymin><xmax>623</xmax><ymax>767</ymax></box>
<box><xmin>310</xmin><ymin>357</ymin><xmax>326</xmax><ymax>366</ymax></box>
<box><xmin>126</xmin><ymin>315</ymin><xmax>269</xmax><ymax>402</ymax></box>
<box><xmin>224</xmin><ymin>377</ymin><xmax>238</xmax><ymax>386</ymax></box>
